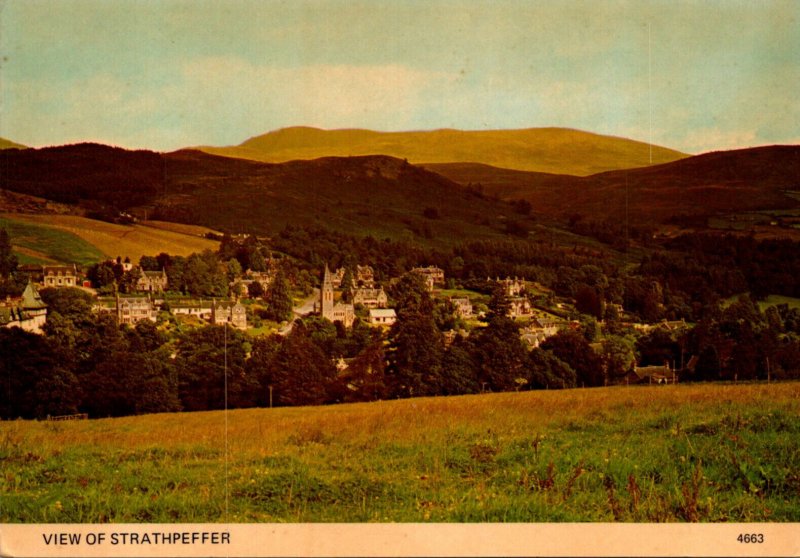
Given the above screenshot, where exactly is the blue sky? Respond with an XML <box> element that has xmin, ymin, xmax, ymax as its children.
<box><xmin>1</xmin><ymin>0</ymin><xmax>798</xmax><ymax>153</ymax></box>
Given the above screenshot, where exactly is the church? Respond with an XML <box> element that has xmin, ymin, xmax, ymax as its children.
<box><xmin>319</xmin><ymin>265</ymin><xmax>355</xmax><ymax>328</ymax></box>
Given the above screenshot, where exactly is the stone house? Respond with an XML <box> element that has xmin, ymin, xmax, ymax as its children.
<box><xmin>508</xmin><ymin>296</ymin><xmax>533</xmax><ymax>318</ymax></box>
<box><xmin>116</xmin><ymin>296</ymin><xmax>156</xmax><ymax>325</ymax></box>
<box><xmin>170</xmin><ymin>300</ymin><xmax>213</xmax><ymax>320</ymax></box>
<box><xmin>135</xmin><ymin>269</ymin><xmax>168</xmax><ymax>293</ymax></box>
<box><xmin>354</xmin><ymin>265</ymin><xmax>375</xmax><ymax>287</ymax></box>
<box><xmin>353</xmin><ymin>287</ymin><xmax>388</xmax><ymax>309</ymax></box>
<box><xmin>369</xmin><ymin>308</ymin><xmax>397</xmax><ymax>326</ymax></box>
<box><xmin>211</xmin><ymin>300</ymin><xmax>247</xmax><ymax>329</ymax></box>
<box><xmin>332</xmin><ymin>265</ymin><xmax>375</xmax><ymax>289</ymax></box>
<box><xmin>520</xmin><ymin>317</ymin><xmax>561</xmax><ymax>348</ymax></box>
<box><xmin>412</xmin><ymin>266</ymin><xmax>445</xmax><ymax>289</ymax></box>
<box><xmin>450</xmin><ymin>297</ymin><xmax>473</xmax><ymax>318</ymax></box>
<box><xmin>494</xmin><ymin>276</ymin><xmax>526</xmax><ymax>297</ymax></box>
<box><xmin>42</xmin><ymin>264</ymin><xmax>78</xmax><ymax>288</ymax></box>
<box><xmin>0</xmin><ymin>281</ymin><xmax>48</xmax><ymax>334</ymax></box>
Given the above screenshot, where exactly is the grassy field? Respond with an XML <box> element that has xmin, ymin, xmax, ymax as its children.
<box><xmin>2</xmin><ymin>214</ymin><xmax>219</xmax><ymax>263</ymax></box>
<box><xmin>0</xmin><ymin>216</ymin><xmax>105</xmax><ymax>266</ymax></box>
<box><xmin>1</xmin><ymin>383</ymin><xmax>798</xmax><ymax>523</ymax></box>
<box><xmin>758</xmin><ymin>295</ymin><xmax>800</xmax><ymax>312</ymax></box>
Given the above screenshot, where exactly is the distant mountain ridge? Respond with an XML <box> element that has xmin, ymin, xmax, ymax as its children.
<box><xmin>3</xmin><ymin>141</ymin><xmax>798</xmax><ymax>242</ymax></box>
<box><xmin>427</xmin><ymin>145</ymin><xmax>800</xmax><ymax>223</ymax></box>
<box><xmin>0</xmin><ymin>138</ymin><xmax>26</xmax><ymax>150</ymax></box>
<box><xmin>196</xmin><ymin>126</ymin><xmax>688</xmax><ymax>176</ymax></box>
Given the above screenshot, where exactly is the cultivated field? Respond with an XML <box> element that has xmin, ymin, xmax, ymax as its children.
<box><xmin>0</xmin><ymin>216</ymin><xmax>104</xmax><ymax>266</ymax></box>
<box><xmin>2</xmin><ymin>214</ymin><xmax>219</xmax><ymax>263</ymax></box>
<box><xmin>1</xmin><ymin>383</ymin><xmax>798</xmax><ymax>523</ymax></box>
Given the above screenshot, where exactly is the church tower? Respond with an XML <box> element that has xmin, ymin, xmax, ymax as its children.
<box><xmin>321</xmin><ymin>265</ymin><xmax>335</xmax><ymax>320</ymax></box>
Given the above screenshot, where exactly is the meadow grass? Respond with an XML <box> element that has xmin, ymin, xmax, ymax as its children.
<box><xmin>0</xmin><ymin>216</ymin><xmax>105</xmax><ymax>266</ymax></box>
<box><xmin>1</xmin><ymin>383</ymin><xmax>798</xmax><ymax>523</ymax></box>
<box><xmin>2</xmin><ymin>213</ymin><xmax>218</xmax><ymax>262</ymax></box>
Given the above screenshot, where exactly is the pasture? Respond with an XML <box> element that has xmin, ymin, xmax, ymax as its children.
<box><xmin>1</xmin><ymin>383</ymin><xmax>798</xmax><ymax>523</ymax></box>
<box><xmin>0</xmin><ymin>216</ymin><xmax>104</xmax><ymax>266</ymax></box>
<box><xmin>2</xmin><ymin>214</ymin><xmax>219</xmax><ymax>262</ymax></box>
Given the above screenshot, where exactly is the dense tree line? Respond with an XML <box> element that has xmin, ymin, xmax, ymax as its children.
<box><xmin>4</xmin><ymin>222</ymin><xmax>800</xmax><ymax>420</ymax></box>
<box><xmin>1</xmin><ymin>144</ymin><xmax>163</xmax><ymax>209</ymax></box>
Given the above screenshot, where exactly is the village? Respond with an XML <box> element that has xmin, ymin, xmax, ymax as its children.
<box><xmin>1</xmin><ymin>252</ymin><xmax>685</xmax><ymax>386</ymax></box>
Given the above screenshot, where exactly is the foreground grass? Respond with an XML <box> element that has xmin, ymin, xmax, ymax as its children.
<box><xmin>1</xmin><ymin>383</ymin><xmax>798</xmax><ymax>523</ymax></box>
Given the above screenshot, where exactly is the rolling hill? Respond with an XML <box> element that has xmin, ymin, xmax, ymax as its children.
<box><xmin>157</xmin><ymin>150</ymin><xmax>521</xmax><ymax>243</ymax></box>
<box><xmin>196</xmin><ymin>126</ymin><xmax>688</xmax><ymax>176</ymax></box>
<box><xmin>5</xmin><ymin>141</ymin><xmax>797</xmax><ymax>248</ymax></box>
<box><xmin>0</xmin><ymin>144</ymin><xmax>532</xmax><ymax>246</ymax></box>
<box><xmin>427</xmin><ymin>145</ymin><xmax>800</xmax><ymax>224</ymax></box>
<box><xmin>0</xmin><ymin>138</ymin><xmax>26</xmax><ymax>150</ymax></box>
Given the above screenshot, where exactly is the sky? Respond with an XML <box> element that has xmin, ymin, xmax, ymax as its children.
<box><xmin>1</xmin><ymin>0</ymin><xmax>798</xmax><ymax>154</ymax></box>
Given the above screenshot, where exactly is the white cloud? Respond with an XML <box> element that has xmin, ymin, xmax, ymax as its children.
<box><xmin>1</xmin><ymin>58</ymin><xmax>455</xmax><ymax>149</ymax></box>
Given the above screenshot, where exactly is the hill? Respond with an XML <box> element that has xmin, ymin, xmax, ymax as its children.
<box><xmin>427</xmin><ymin>145</ymin><xmax>800</xmax><ymax>225</ymax></box>
<box><xmin>1</xmin><ymin>213</ymin><xmax>219</xmax><ymax>264</ymax></box>
<box><xmin>2</xmin><ymin>382</ymin><xmax>798</xmax><ymax>522</ymax></box>
<box><xmin>0</xmin><ymin>144</ymin><xmax>542</xmax><ymax>246</ymax></box>
<box><xmin>0</xmin><ymin>138</ymin><xmax>26</xmax><ymax>150</ymax></box>
<box><xmin>156</xmin><ymin>150</ymin><xmax>521</xmax><ymax>244</ymax></box>
<box><xmin>0</xmin><ymin>143</ymin><xmax>163</xmax><ymax>208</ymax></box>
<box><xmin>196</xmin><ymin>126</ymin><xmax>688</xmax><ymax>176</ymax></box>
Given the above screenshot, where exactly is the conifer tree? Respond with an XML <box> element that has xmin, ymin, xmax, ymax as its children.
<box><xmin>266</xmin><ymin>269</ymin><xmax>293</xmax><ymax>322</ymax></box>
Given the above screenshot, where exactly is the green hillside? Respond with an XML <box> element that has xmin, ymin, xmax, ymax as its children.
<box><xmin>155</xmin><ymin>150</ymin><xmax>530</xmax><ymax>246</ymax></box>
<box><xmin>197</xmin><ymin>126</ymin><xmax>688</xmax><ymax>176</ymax></box>
<box><xmin>0</xmin><ymin>215</ymin><xmax>104</xmax><ymax>265</ymax></box>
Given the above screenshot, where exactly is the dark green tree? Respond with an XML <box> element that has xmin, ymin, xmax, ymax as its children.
<box><xmin>386</xmin><ymin>310</ymin><xmax>444</xmax><ymax>397</ymax></box>
<box><xmin>0</xmin><ymin>328</ymin><xmax>81</xmax><ymax>419</ymax></box>
<box><xmin>439</xmin><ymin>338</ymin><xmax>479</xmax><ymax>395</ymax></box>
<box><xmin>541</xmin><ymin>329</ymin><xmax>604</xmax><ymax>387</ymax></box>
<box><xmin>470</xmin><ymin>315</ymin><xmax>527</xmax><ymax>392</ymax></box>
<box><xmin>0</xmin><ymin>228</ymin><xmax>18</xmax><ymax>277</ymax></box>
<box><xmin>265</xmin><ymin>269</ymin><xmax>293</xmax><ymax>322</ymax></box>
<box><xmin>175</xmin><ymin>326</ymin><xmax>255</xmax><ymax>411</ymax></box>
<box><xmin>389</xmin><ymin>272</ymin><xmax>433</xmax><ymax>317</ymax></box>
<box><xmin>139</xmin><ymin>255</ymin><xmax>159</xmax><ymax>271</ymax></box>
<box><xmin>340</xmin><ymin>266</ymin><xmax>355</xmax><ymax>303</ymax></box>
<box><xmin>527</xmin><ymin>348</ymin><xmax>576</xmax><ymax>389</ymax></box>
<box><xmin>487</xmin><ymin>284</ymin><xmax>512</xmax><ymax>320</ymax></box>
<box><xmin>184</xmin><ymin>251</ymin><xmax>228</xmax><ymax>297</ymax></box>
<box><xmin>330</xmin><ymin>341</ymin><xmax>388</xmax><ymax>403</ymax></box>
<box><xmin>267</xmin><ymin>324</ymin><xmax>336</xmax><ymax>406</ymax></box>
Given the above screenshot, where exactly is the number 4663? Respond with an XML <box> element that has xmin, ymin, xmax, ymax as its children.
<box><xmin>738</xmin><ymin>533</ymin><xmax>764</xmax><ymax>543</ymax></box>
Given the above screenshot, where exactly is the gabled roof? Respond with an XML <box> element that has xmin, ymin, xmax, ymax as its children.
<box><xmin>21</xmin><ymin>281</ymin><xmax>47</xmax><ymax>310</ymax></box>
<box><xmin>42</xmin><ymin>264</ymin><xmax>77</xmax><ymax>274</ymax></box>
